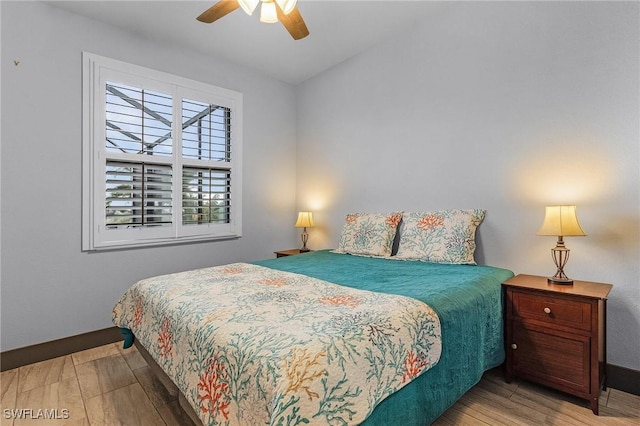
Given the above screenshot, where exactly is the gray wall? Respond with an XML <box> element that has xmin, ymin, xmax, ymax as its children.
<box><xmin>1</xmin><ymin>1</ymin><xmax>298</xmax><ymax>351</ymax></box>
<box><xmin>296</xmin><ymin>1</ymin><xmax>640</xmax><ymax>370</ymax></box>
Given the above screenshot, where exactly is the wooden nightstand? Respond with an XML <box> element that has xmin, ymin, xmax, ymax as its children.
<box><xmin>274</xmin><ymin>249</ymin><xmax>313</xmax><ymax>258</ymax></box>
<box><xmin>503</xmin><ymin>274</ymin><xmax>612</xmax><ymax>415</ymax></box>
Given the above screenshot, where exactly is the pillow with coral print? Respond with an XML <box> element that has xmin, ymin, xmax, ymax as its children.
<box><xmin>332</xmin><ymin>212</ymin><xmax>403</xmax><ymax>257</ymax></box>
<box><xmin>395</xmin><ymin>209</ymin><xmax>486</xmax><ymax>264</ymax></box>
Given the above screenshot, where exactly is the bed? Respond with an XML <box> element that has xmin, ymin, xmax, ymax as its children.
<box><xmin>113</xmin><ymin>210</ymin><xmax>514</xmax><ymax>425</ymax></box>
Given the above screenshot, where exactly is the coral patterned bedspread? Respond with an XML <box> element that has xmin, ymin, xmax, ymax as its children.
<box><xmin>112</xmin><ymin>263</ymin><xmax>441</xmax><ymax>426</ymax></box>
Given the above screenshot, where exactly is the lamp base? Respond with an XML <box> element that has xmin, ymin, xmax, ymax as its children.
<box><xmin>547</xmin><ymin>276</ymin><xmax>574</xmax><ymax>285</ymax></box>
<box><xmin>547</xmin><ymin>240</ymin><xmax>573</xmax><ymax>285</ymax></box>
<box><xmin>300</xmin><ymin>227</ymin><xmax>310</xmax><ymax>252</ymax></box>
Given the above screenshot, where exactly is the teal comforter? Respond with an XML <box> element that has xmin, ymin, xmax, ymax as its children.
<box><xmin>254</xmin><ymin>250</ymin><xmax>514</xmax><ymax>425</ymax></box>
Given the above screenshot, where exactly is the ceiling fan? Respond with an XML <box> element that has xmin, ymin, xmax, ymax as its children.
<box><xmin>197</xmin><ymin>0</ymin><xmax>309</xmax><ymax>40</ymax></box>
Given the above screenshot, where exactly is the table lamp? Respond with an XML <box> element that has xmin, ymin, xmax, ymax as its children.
<box><xmin>295</xmin><ymin>211</ymin><xmax>314</xmax><ymax>252</ymax></box>
<box><xmin>536</xmin><ymin>205</ymin><xmax>586</xmax><ymax>285</ymax></box>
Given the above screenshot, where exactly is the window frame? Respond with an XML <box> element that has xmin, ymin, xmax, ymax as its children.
<box><xmin>82</xmin><ymin>52</ymin><xmax>242</xmax><ymax>251</ymax></box>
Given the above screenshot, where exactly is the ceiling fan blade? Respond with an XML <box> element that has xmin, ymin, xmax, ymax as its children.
<box><xmin>276</xmin><ymin>5</ymin><xmax>309</xmax><ymax>40</ymax></box>
<box><xmin>197</xmin><ymin>0</ymin><xmax>241</xmax><ymax>23</ymax></box>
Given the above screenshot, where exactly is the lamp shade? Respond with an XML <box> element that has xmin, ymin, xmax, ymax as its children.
<box><xmin>295</xmin><ymin>212</ymin><xmax>314</xmax><ymax>228</ymax></box>
<box><xmin>260</xmin><ymin>1</ymin><xmax>278</xmax><ymax>23</ymax></box>
<box><xmin>238</xmin><ymin>0</ymin><xmax>259</xmax><ymax>15</ymax></box>
<box><xmin>537</xmin><ymin>205</ymin><xmax>586</xmax><ymax>237</ymax></box>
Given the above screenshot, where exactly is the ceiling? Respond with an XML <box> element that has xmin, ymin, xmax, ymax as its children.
<box><xmin>45</xmin><ymin>1</ymin><xmax>445</xmax><ymax>85</ymax></box>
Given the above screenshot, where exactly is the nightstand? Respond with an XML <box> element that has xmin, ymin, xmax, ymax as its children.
<box><xmin>274</xmin><ymin>249</ymin><xmax>313</xmax><ymax>258</ymax></box>
<box><xmin>503</xmin><ymin>274</ymin><xmax>612</xmax><ymax>415</ymax></box>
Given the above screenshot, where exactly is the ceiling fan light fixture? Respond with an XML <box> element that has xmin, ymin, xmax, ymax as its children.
<box><xmin>196</xmin><ymin>0</ymin><xmax>308</xmax><ymax>40</ymax></box>
<box><xmin>275</xmin><ymin>0</ymin><xmax>297</xmax><ymax>15</ymax></box>
<box><xmin>260</xmin><ymin>1</ymin><xmax>278</xmax><ymax>23</ymax></box>
<box><xmin>238</xmin><ymin>0</ymin><xmax>259</xmax><ymax>15</ymax></box>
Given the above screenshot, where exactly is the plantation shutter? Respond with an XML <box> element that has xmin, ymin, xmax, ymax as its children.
<box><xmin>181</xmin><ymin>99</ymin><xmax>231</xmax><ymax>162</ymax></box>
<box><xmin>106</xmin><ymin>161</ymin><xmax>173</xmax><ymax>228</ymax></box>
<box><xmin>105</xmin><ymin>82</ymin><xmax>173</xmax><ymax>157</ymax></box>
<box><xmin>181</xmin><ymin>97</ymin><xmax>232</xmax><ymax>226</ymax></box>
<box><xmin>182</xmin><ymin>167</ymin><xmax>231</xmax><ymax>225</ymax></box>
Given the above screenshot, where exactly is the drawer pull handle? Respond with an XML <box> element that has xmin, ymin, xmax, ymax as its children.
<box><xmin>511</xmin><ymin>343</ymin><xmax>517</xmax><ymax>350</ymax></box>
<box><xmin>543</xmin><ymin>307</ymin><xmax>551</xmax><ymax>314</ymax></box>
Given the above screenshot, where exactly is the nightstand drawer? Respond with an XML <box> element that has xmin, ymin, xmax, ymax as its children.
<box><xmin>511</xmin><ymin>291</ymin><xmax>592</xmax><ymax>332</ymax></box>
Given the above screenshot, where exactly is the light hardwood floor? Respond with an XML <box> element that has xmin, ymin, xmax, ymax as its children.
<box><xmin>1</xmin><ymin>343</ymin><xmax>638</xmax><ymax>425</ymax></box>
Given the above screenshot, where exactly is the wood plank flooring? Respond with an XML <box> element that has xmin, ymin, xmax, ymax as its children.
<box><xmin>1</xmin><ymin>343</ymin><xmax>638</xmax><ymax>425</ymax></box>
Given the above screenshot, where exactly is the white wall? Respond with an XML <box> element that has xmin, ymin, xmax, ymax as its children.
<box><xmin>296</xmin><ymin>2</ymin><xmax>640</xmax><ymax>370</ymax></box>
<box><xmin>0</xmin><ymin>1</ymin><xmax>298</xmax><ymax>351</ymax></box>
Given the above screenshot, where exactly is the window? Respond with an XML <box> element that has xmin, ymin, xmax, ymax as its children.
<box><xmin>82</xmin><ymin>53</ymin><xmax>242</xmax><ymax>250</ymax></box>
